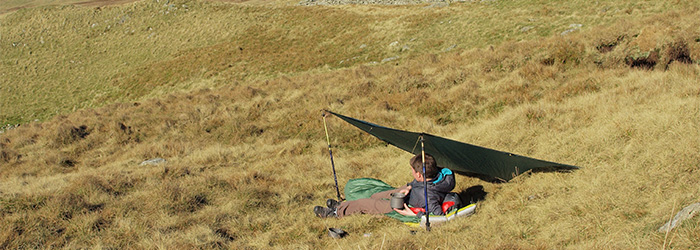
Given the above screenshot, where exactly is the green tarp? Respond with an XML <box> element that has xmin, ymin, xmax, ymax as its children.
<box><xmin>329</xmin><ymin>111</ymin><xmax>578</xmax><ymax>182</ymax></box>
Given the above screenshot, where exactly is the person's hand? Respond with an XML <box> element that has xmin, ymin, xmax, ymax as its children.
<box><xmin>398</xmin><ymin>186</ymin><xmax>411</xmax><ymax>196</ymax></box>
<box><xmin>393</xmin><ymin>204</ymin><xmax>416</xmax><ymax>216</ymax></box>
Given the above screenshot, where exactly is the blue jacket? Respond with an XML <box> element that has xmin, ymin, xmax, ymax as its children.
<box><xmin>406</xmin><ymin>168</ymin><xmax>455</xmax><ymax>216</ymax></box>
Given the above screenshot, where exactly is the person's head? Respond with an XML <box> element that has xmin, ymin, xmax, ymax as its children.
<box><xmin>409</xmin><ymin>153</ymin><xmax>439</xmax><ymax>180</ymax></box>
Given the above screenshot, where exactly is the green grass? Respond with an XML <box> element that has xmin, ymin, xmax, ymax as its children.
<box><xmin>1</xmin><ymin>0</ymin><xmax>699</xmax><ymax>249</ymax></box>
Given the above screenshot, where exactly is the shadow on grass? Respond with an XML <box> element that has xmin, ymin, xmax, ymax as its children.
<box><xmin>457</xmin><ymin>185</ymin><xmax>487</xmax><ymax>205</ymax></box>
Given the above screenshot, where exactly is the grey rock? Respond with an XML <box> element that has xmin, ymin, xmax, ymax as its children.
<box><xmin>0</xmin><ymin>124</ymin><xmax>20</xmax><ymax>134</ymax></box>
<box><xmin>658</xmin><ymin>202</ymin><xmax>700</xmax><ymax>232</ymax></box>
<box><xmin>561</xmin><ymin>24</ymin><xmax>583</xmax><ymax>36</ymax></box>
<box><xmin>520</xmin><ymin>25</ymin><xmax>534</xmax><ymax>33</ymax></box>
<box><xmin>381</xmin><ymin>56</ymin><xmax>399</xmax><ymax>63</ymax></box>
<box><xmin>140</xmin><ymin>158</ymin><xmax>167</xmax><ymax>166</ymax></box>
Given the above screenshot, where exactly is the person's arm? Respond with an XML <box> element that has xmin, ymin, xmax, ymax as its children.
<box><xmin>392</xmin><ymin>186</ymin><xmax>414</xmax><ymax>216</ymax></box>
<box><xmin>397</xmin><ymin>185</ymin><xmax>411</xmax><ymax>195</ymax></box>
<box><xmin>394</xmin><ymin>204</ymin><xmax>417</xmax><ymax>216</ymax></box>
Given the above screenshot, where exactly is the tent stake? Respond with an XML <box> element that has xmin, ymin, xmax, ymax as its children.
<box><xmin>322</xmin><ymin>111</ymin><xmax>342</xmax><ymax>201</ymax></box>
<box><xmin>420</xmin><ymin>134</ymin><xmax>431</xmax><ymax>231</ymax></box>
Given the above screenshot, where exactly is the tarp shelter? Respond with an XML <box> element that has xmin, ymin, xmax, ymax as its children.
<box><xmin>328</xmin><ymin>111</ymin><xmax>578</xmax><ymax>182</ymax></box>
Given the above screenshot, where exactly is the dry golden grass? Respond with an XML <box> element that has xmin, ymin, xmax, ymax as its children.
<box><xmin>1</xmin><ymin>0</ymin><xmax>700</xmax><ymax>249</ymax></box>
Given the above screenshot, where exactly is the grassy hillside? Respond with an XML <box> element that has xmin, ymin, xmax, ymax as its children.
<box><xmin>1</xmin><ymin>0</ymin><xmax>699</xmax><ymax>249</ymax></box>
<box><xmin>2</xmin><ymin>0</ymin><xmax>690</xmax><ymax>125</ymax></box>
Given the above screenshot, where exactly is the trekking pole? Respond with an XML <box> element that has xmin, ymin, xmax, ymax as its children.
<box><xmin>420</xmin><ymin>134</ymin><xmax>431</xmax><ymax>232</ymax></box>
<box><xmin>322</xmin><ymin>111</ymin><xmax>342</xmax><ymax>201</ymax></box>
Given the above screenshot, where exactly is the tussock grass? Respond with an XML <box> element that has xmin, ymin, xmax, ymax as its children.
<box><xmin>1</xmin><ymin>0</ymin><xmax>700</xmax><ymax>249</ymax></box>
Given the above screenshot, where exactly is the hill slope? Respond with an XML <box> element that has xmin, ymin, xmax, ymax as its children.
<box><xmin>1</xmin><ymin>0</ymin><xmax>699</xmax><ymax>248</ymax></box>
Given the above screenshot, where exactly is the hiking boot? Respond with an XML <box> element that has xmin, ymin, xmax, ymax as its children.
<box><xmin>326</xmin><ymin>199</ymin><xmax>340</xmax><ymax>209</ymax></box>
<box><xmin>314</xmin><ymin>206</ymin><xmax>337</xmax><ymax>218</ymax></box>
